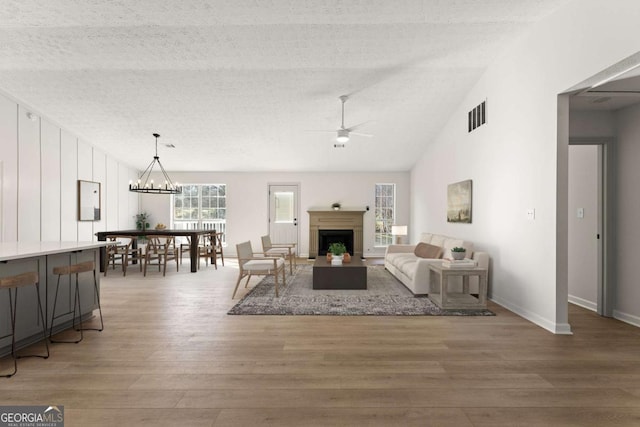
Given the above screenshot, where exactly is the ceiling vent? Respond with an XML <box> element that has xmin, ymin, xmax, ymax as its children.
<box><xmin>468</xmin><ymin>100</ymin><xmax>486</xmax><ymax>133</ymax></box>
<box><xmin>593</xmin><ymin>96</ymin><xmax>611</xmax><ymax>104</ymax></box>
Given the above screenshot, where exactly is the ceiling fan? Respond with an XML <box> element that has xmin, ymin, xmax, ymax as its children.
<box><xmin>311</xmin><ymin>95</ymin><xmax>373</xmax><ymax>147</ymax></box>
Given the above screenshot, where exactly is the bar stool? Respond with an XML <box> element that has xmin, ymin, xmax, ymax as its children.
<box><xmin>0</xmin><ymin>271</ymin><xmax>49</xmax><ymax>378</ymax></box>
<box><xmin>49</xmin><ymin>261</ymin><xmax>104</xmax><ymax>344</ymax></box>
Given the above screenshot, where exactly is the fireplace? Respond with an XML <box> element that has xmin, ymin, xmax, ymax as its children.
<box><xmin>318</xmin><ymin>229</ymin><xmax>354</xmax><ymax>256</ymax></box>
<box><xmin>308</xmin><ymin>209</ymin><xmax>366</xmax><ymax>258</ymax></box>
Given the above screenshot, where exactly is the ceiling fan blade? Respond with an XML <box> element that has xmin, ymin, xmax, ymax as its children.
<box><xmin>304</xmin><ymin>129</ymin><xmax>337</xmax><ymax>133</ymax></box>
<box><xmin>346</xmin><ymin>120</ymin><xmax>375</xmax><ymax>132</ymax></box>
<box><xmin>350</xmin><ymin>131</ymin><xmax>373</xmax><ymax>137</ymax></box>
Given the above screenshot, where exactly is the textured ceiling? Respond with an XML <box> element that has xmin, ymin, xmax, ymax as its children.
<box><xmin>0</xmin><ymin>0</ymin><xmax>571</xmax><ymax>172</ymax></box>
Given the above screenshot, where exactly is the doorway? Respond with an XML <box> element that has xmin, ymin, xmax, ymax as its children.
<box><xmin>568</xmin><ymin>141</ymin><xmax>608</xmax><ymax>316</ymax></box>
<box><xmin>268</xmin><ymin>184</ymin><xmax>299</xmax><ymax>248</ymax></box>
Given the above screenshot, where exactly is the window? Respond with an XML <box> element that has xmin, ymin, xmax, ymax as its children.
<box><xmin>274</xmin><ymin>191</ymin><xmax>294</xmax><ymax>223</ymax></box>
<box><xmin>375</xmin><ymin>183</ymin><xmax>395</xmax><ymax>246</ymax></box>
<box><xmin>173</xmin><ymin>184</ymin><xmax>226</xmax><ymax>243</ymax></box>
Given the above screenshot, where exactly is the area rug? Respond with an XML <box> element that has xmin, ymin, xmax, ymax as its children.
<box><xmin>228</xmin><ymin>264</ymin><xmax>495</xmax><ymax>316</ymax></box>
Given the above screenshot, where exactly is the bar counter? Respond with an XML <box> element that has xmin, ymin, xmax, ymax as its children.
<box><xmin>0</xmin><ymin>241</ymin><xmax>107</xmax><ymax>357</ymax></box>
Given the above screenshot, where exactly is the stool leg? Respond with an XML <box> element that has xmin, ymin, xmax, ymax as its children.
<box><xmin>50</xmin><ymin>274</ymin><xmax>83</xmax><ymax>344</ymax></box>
<box><xmin>3</xmin><ymin>284</ymin><xmax>49</xmax><ymax>378</ymax></box>
<box><xmin>49</xmin><ymin>275</ymin><xmax>62</xmax><ymax>341</ymax></box>
<box><xmin>32</xmin><ymin>282</ymin><xmax>50</xmax><ymax>359</ymax></box>
<box><xmin>72</xmin><ymin>272</ymin><xmax>85</xmax><ymax>342</ymax></box>
<box><xmin>1</xmin><ymin>289</ymin><xmax>18</xmax><ymax>377</ymax></box>
<box><xmin>76</xmin><ymin>269</ymin><xmax>103</xmax><ymax>332</ymax></box>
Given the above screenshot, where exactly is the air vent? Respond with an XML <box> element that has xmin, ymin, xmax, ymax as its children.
<box><xmin>468</xmin><ymin>100</ymin><xmax>486</xmax><ymax>133</ymax></box>
<box><xmin>593</xmin><ymin>97</ymin><xmax>611</xmax><ymax>104</ymax></box>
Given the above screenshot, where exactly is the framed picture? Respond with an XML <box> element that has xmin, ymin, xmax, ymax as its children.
<box><xmin>447</xmin><ymin>179</ymin><xmax>472</xmax><ymax>223</ymax></box>
<box><xmin>78</xmin><ymin>180</ymin><xmax>101</xmax><ymax>221</ymax></box>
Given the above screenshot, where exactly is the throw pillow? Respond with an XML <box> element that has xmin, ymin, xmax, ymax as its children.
<box><xmin>414</xmin><ymin>242</ymin><xmax>443</xmax><ymax>259</ymax></box>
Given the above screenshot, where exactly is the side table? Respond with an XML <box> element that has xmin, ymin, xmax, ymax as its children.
<box><xmin>428</xmin><ymin>264</ymin><xmax>488</xmax><ymax>309</ymax></box>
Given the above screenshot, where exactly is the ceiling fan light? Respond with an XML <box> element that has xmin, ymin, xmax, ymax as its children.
<box><xmin>336</xmin><ymin>129</ymin><xmax>350</xmax><ymax>143</ymax></box>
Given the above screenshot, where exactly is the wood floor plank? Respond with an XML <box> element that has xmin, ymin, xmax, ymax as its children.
<box><xmin>463</xmin><ymin>407</ymin><xmax>640</xmax><ymax>426</ymax></box>
<box><xmin>176</xmin><ymin>388</ymin><xmax>640</xmax><ymax>409</ymax></box>
<box><xmin>213</xmin><ymin>408</ymin><xmax>473</xmax><ymax>427</ymax></box>
<box><xmin>65</xmin><ymin>408</ymin><xmax>220</xmax><ymax>427</ymax></box>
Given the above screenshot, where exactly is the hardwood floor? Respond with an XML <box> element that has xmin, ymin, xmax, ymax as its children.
<box><xmin>2</xmin><ymin>258</ymin><xmax>640</xmax><ymax>426</ymax></box>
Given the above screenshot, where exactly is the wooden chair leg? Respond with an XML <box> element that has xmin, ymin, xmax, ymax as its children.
<box><xmin>232</xmin><ymin>273</ymin><xmax>245</xmax><ymax>299</ymax></box>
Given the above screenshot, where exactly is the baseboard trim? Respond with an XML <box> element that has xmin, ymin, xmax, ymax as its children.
<box><xmin>568</xmin><ymin>295</ymin><xmax>597</xmax><ymax>312</ymax></box>
<box><xmin>613</xmin><ymin>310</ymin><xmax>640</xmax><ymax>328</ymax></box>
<box><xmin>490</xmin><ymin>295</ymin><xmax>573</xmax><ymax>335</ymax></box>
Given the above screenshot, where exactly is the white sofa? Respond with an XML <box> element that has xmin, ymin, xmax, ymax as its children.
<box><xmin>384</xmin><ymin>233</ymin><xmax>489</xmax><ymax>295</ymax></box>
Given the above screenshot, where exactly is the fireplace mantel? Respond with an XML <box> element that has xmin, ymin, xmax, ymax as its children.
<box><xmin>308</xmin><ymin>209</ymin><xmax>366</xmax><ymax>258</ymax></box>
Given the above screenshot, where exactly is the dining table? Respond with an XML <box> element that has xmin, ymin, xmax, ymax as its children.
<box><xmin>96</xmin><ymin>229</ymin><xmax>219</xmax><ymax>273</ymax></box>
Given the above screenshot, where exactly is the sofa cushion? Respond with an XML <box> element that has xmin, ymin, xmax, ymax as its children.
<box><xmin>419</xmin><ymin>233</ymin><xmax>433</xmax><ymax>243</ymax></box>
<box><xmin>414</xmin><ymin>242</ymin><xmax>443</xmax><ymax>259</ymax></box>
<box><xmin>386</xmin><ymin>252</ymin><xmax>417</xmax><ymax>269</ymax></box>
<box><xmin>430</xmin><ymin>235</ymin><xmax>446</xmax><ymax>247</ymax></box>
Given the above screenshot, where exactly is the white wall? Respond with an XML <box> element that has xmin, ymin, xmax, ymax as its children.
<box><xmin>410</xmin><ymin>0</ymin><xmax>640</xmax><ymax>333</ymax></box>
<box><xmin>569</xmin><ymin>110</ymin><xmax>615</xmax><ymax>138</ymax></box>
<box><xmin>0</xmin><ymin>91</ymin><xmax>139</xmax><ymax>242</ymax></box>
<box><xmin>614</xmin><ymin>102</ymin><xmax>640</xmax><ymax>326</ymax></box>
<box><xmin>140</xmin><ymin>171</ymin><xmax>410</xmax><ymax>257</ymax></box>
<box><xmin>567</xmin><ymin>145</ymin><xmax>599</xmax><ymax>311</ymax></box>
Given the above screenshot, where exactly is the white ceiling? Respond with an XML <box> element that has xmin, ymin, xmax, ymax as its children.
<box><xmin>0</xmin><ymin>0</ymin><xmax>571</xmax><ymax>172</ymax></box>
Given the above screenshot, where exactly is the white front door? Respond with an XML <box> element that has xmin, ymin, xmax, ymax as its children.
<box><xmin>268</xmin><ymin>184</ymin><xmax>299</xmax><ymax>247</ymax></box>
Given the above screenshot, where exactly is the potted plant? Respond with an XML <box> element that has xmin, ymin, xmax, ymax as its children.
<box><xmin>450</xmin><ymin>246</ymin><xmax>466</xmax><ymax>260</ymax></box>
<box><xmin>328</xmin><ymin>242</ymin><xmax>347</xmax><ymax>265</ymax></box>
<box><xmin>328</xmin><ymin>242</ymin><xmax>346</xmax><ymax>257</ymax></box>
<box><xmin>135</xmin><ymin>212</ymin><xmax>151</xmax><ymax>231</ymax></box>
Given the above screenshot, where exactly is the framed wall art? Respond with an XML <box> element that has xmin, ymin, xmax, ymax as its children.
<box><xmin>447</xmin><ymin>179</ymin><xmax>472</xmax><ymax>223</ymax></box>
<box><xmin>78</xmin><ymin>180</ymin><xmax>101</xmax><ymax>221</ymax></box>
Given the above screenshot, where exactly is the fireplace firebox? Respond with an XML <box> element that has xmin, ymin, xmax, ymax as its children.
<box><xmin>318</xmin><ymin>229</ymin><xmax>354</xmax><ymax>256</ymax></box>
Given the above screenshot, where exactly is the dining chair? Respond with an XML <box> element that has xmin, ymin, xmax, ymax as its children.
<box><xmin>212</xmin><ymin>232</ymin><xmax>225</xmax><ymax>266</ymax></box>
<box><xmin>143</xmin><ymin>235</ymin><xmax>178</xmax><ymax>276</ymax></box>
<box><xmin>232</xmin><ymin>241</ymin><xmax>285</xmax><ymax>298</ymax></box>
<box><xmin>197</xmin><ymin>232</ymin><xmax>217</xmax><ymax>269</ymax></box>
<box><xmin>178</xmin><ymin>236</ymin><xmax>192</xmax><ymax>265</ymax></box>
<box><xmin>261</xmin><ymin>235</ymin><xmax>296</xmax><ymax>274</ymax></box>
<box><xmin>104</xmin><ymin>235</ymin><xmax>142</xmax><ymax>276</ymax></box>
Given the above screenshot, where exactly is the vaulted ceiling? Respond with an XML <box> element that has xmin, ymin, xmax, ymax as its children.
<box><xmin>0</xmin><ymin>0</ymin><xmax>571</xmax><ymax>172</ymax></box>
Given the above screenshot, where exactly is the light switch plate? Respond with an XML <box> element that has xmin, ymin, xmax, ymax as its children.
<box><xmin>527</xmin><ymin>208</ymin><xmax>535</xmax><ymax>220</ymax></box>
<box><xmin>577</xmin><ymin>208</ymin><xmax>584</xmax><ymax>218</ymax></box>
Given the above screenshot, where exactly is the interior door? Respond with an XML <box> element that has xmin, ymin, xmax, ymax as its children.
<box><xmin>269</xmin><ymin>184</ymin><xmax>299</xmax><ymax>247</ymax></box>
<box><xmin>568</xmin><ymin>141</ymin><xmax>608</xmax><ymax>316</ymax></box>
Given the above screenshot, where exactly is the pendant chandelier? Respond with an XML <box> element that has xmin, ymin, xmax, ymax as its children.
<box><xmin>129</xmin><ymin>133</ymin><xmax>182</xmax><ymax>194</ymax></box>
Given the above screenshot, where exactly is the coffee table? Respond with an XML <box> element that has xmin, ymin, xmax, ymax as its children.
<box><xmin>312</xmin><ymin>257</ymin><xmax>367</xmax><ymax>290</ymax></box>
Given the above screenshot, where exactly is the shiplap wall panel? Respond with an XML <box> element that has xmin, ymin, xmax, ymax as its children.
<box><xmin>60</xmin><ymin>129</ymin><xmax>78</xmax><ymax>241</ymax></box>
<box><xmin>92</xmin><ymin>148</ymin><xmax>106</xmax><ymax>240</ymax></box>
<box><xmin>40</xmin><ymin>119</ymin><xmax>61</xmax><ymax>241</ymax></box>
<box><xmin>119</xmin><ymin>167</ymin><xmax>139</xmax><ymax>229</ymax></box>
<box><xmin>76</xmin><ymin>140</ymin><xmax>93</xmax><ymax>241</ymax></box>
<box><xmin>106</xmin><ymin>156</ymin><xmax>119</xmax><ymax>230</ymax></box>
<box><xmin>17</xmin><ymin>106</ymin><xmax>41</xmax><ymax>241</ymax></box>
<box><xmin>0</xmin><ymin>94</ymin><xmax>18</xmax><ymax>241</ymax></box>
